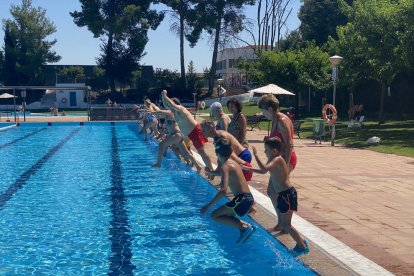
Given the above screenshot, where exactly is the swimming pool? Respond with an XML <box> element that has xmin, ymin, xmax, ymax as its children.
<box><xmin>0</xmin><ymin>123</ymin><xmax>315</xmax><ymax>275</ymax></box>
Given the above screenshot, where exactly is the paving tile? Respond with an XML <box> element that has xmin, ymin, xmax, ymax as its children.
<box><xmin>22</xmin><ymin>114</ymin><xmax>414</xmax><ymax>275</ymax></box>
<box><xmin>198</xmin><ymin>121</ymin><xmax>414</xmax><ymax>274</ymax></box>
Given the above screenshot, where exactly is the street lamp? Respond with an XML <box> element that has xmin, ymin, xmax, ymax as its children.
<box><xmin>329</xmin><ymin>55</ymin><xmax>343</xmax><ymax>146</ymax></box>
<box><xmin>192</xmin><ymin>92</ymin><xmax>197</xmax><ymax>119</ymax></box>
<box><xmin>217</xmin><ymin>78</ymin><xmax>224</xmax><ymax>103</ymax></box>
<box><xmin>21</xmin><ymin>89</ymin><xmax>27</xmax><ymax>122</ymax></box>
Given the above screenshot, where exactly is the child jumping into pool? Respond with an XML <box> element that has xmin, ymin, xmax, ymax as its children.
<box><xmin>242</xmin><ymin>137</ymin><xmax>309</xmax><ymax>256</ymax></box>
<box><xmin>200</xmin><ymin>137</ymin><xmax>256</xmax><ymax>243</ymax></box>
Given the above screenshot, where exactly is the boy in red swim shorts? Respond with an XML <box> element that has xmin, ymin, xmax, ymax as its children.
<box><xmin>161</xmin><ymin>90</ymin><xmax>214</xmax><ymax>173</ymax></box>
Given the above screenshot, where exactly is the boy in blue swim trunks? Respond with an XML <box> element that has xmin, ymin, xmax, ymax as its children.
<box><xmin>200</xmin><ymin>137</ymin><xmax>256</xmax><ymax>243</ymax></box>
<box><xmin>242</xmin><ymin>137</ymin><xmax>309</xmax><ymax>256</ymax></box>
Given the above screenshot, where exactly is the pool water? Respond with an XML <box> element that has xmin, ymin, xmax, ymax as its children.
<box><xmin>0</xmin><ymin>123</ymin><xmax>315</xmax><ymax>275</ymax></box>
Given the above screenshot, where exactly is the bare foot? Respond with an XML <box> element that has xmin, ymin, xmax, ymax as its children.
<box><xmin>152</xmin><ymin>163</ymin><xmax>161</xmax><ymax>168</ymax></box>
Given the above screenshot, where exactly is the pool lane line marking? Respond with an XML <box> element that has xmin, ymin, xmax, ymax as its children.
<box><xmin>190</xmin><ymin>150</ymin><xmax>393</xmax><ymax>276</ymax></box>
<box><xmin>108</xmin><ymin>127</ymin><xmax>136</xmax><ymax>275</ymax></box>
<box><xmin>0</xmin><ymin>128</ymin><xmax>47</xmax><ymax>149</ymax></box>
<box><xmin>0</xmin><ymin>128</ymin><xmax>80</xmax><ymax>209</ymax></box>
<box><xmin>0</xmin><ymin>124</ymin><xmax>17</xmax><ymax>132</ymax></box>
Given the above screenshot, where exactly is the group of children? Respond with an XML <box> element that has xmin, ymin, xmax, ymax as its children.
<box><xmin>137</xmin><ymin>90</ymin><xmax>309</xmax><ymax>256</ymax></box>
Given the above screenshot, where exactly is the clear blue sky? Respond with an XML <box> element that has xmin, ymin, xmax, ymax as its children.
<box><xmin>0</xmin><ymin>0</ymin><xmax>301</xmax><ymax>72</ymax></box>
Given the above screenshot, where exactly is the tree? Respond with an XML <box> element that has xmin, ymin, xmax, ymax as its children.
<box><xmin>58</xmin><ymin>66</ymin><xmax>85</xmax><ymax>83</ymax></box>
<box><xmin>153</xmin><ymin>67</ymin><xmax>180</xmax><ymax>97</ymax></box>
<box><xmin>71</xmin><ymin>0</ymin><xmax>164</xmax><ymax>95</ymax></box>
<box><xmin>298</xmin><ymin>0</ymin><xmax>352</xmax><ymax>46</ymax></box>
<box><xmin>398</xmin><ymin>0</ymin><xmax>414</xmax><ymax>69</ymax></box>
<box><xmin>329</xmin><ymin>0</ymin><xmax>409</xmax><ymax>123</ymax></box>
<box><xmin>2</xmin><ymin>0</ymin><xmax>60</xmax><ymax>86</ymax></box>
<box><xmin>158</xmin><ymin>0</ymin><xmax>201</xmax><ymax>90</ymax></box>
<box><xmin>239</xmin><ymin>44</ymin><xmax>330</xmax><ymax>102</ymax></box>
<box><xmin>256</xmin><ymin>0</ymin><xmax>293</xmax><ymax>51</ymax></box>
<box><xmin>97</xmin><ymin>39</ymin><xmax>139</xmax><ymax>92</ymax></box>
<box><xmin>296</xmin><ymin>43</ymin><xmax>331</xmax><ymax>91</ymax></box>
<box><xmin>192</xmin><ymin>0</ymin><xmax>255</xmax><ymax>96</ymax></box>
<box><xmin>88</xmin><ymin>66</ymin><xmax>108</xmax><ymax>93</ymax></box>
<box><xmin>186</xmin><ymin>60</ymin><xmax>203</xmax><ymax>94</ymax></box>
<box><xmin>0</xmin><ymin>48</ymin><xmax>4</xmax><ymax>84</ymax></box>
<box><xmin>278</xmin><ymin>29</ymin><xmax>306</xmax><ymax>51</ymax></box>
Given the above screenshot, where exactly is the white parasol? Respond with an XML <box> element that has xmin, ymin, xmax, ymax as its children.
<box><xmin>249</xmin><ymin>84</ymin><xmax>295</xmax><ymax>96</ymax></box>
<box><xmin>0</xmin><ymin>92</ymin><xmax>18</xmax><ymax>99</ymax></box>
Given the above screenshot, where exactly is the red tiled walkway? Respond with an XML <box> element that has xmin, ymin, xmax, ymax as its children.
<box><xmin>243</xmin><ymin>128</ymin><xmax>414</xmax><ymax>275</ymax></box>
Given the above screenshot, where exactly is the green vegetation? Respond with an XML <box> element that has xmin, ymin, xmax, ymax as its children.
<box><xmin>2</xmin><ymin>0</ymin><xmax>60</xmax><ymax>86</ymax></box>
<box><xmin>206</xmin><ymin>102</ymin><xmax>414</xmax><ymax>158</ymax></box>
<box><xmin>300</xmin><ymin>119</ymin><xmax>414</xmax><ymax>158</ymax></box>
<box><xmin>70</xmin><ymin>0</ymin><xmax>164</xmax><ymax>95</ymax></box>
<box><xmin>1</xmin><ymin>0</ymin><xmax>413</xmax><ymax>120</ymax></box>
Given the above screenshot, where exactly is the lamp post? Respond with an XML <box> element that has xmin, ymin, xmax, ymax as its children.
<box><xmin>21</xmin><ymin>89</ymin><xmax>27</xmax><ymax>122</ymax></box>
<box><xmin>329</xmin><ymin>55</ymin><xmax>343</xmax><ymax>146</ymax></box>
<box><xmin>192</xmin><ymin>92</ymin><xmax>197</xmax><ymax>119</ymax></box>
<box><xmin>217</xmin><ymin>78</ymin><xmax>224</xmax><ymax>103</ymax></box>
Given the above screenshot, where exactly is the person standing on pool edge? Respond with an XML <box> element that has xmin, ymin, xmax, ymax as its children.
<box><xmin>242</xmin><ymin>137</ymin><xmax>309</xmax><ymax>256</ymax></box>
<box><xmin>258</xmin><ymin>94</ymin><xmax>297</xmax><ymax>232</ymax></box>
<box><xmin>161</xmin><ymin>90</ymin><xmax>214</xmax><ymax>174</ymax></box>
<box><xmin>200</xmin><ymin>137</ymin><xmax>256</xmax><ymax>243</ymax></box>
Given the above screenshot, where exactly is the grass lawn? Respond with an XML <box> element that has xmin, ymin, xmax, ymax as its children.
<box><xmin>299</xmin><ymin>119</ymin><xmax>414</xmax><ymax>158</ymax></box>
<box><xmin>203</xmin><ymin>102</ymin><xmax>414</xmax><ymax>158</ymax></box>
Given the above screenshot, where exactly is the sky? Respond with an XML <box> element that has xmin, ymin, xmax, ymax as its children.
<box><xmin>0</xmin><ymin>0</ymin><xmax>301</xmax><ymax>72</ymax></box>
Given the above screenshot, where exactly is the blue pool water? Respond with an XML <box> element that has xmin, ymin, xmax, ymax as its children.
<box><xmin>0</xmin><ymin>123</ymin><xmax>315</xmax><ymax>275</ymax></box>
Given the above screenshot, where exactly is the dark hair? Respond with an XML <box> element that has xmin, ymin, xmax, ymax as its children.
<box><xmin>227</xmin><ymin>98</ymin><xmax>242</xmax><ymax>112</ymax></box>
<box><xmin>264</xmin><ymin>137</ymin><xmax>283</xmax><ymax>152</ymax></box>
<box><xmin>171</xmin><ymin>97</ymin><xmax>181</xmax><ymax>105</ymax></box>
<box><xmin>200</xmin><ymin>119</ymin><xmax>215</xmax><ymax>131</ymax></box>
<box><xmin>213</xmin><ymin>133</ymin><xmax>226</xmax><ymax>144</ymax></box>
<box><xmin>214</xmin><ymin>137</ymin><xmax>232</xmax><ymax>159</ymax></box>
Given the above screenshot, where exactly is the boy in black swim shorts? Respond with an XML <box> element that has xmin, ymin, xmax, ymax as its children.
<box><xmin>242</xmin><ymin>137</ymin><xmax>309</xmax><ymax>256</ymax></box>
<box><xmin>200</xmin><ymin>137</ymin><xmax>256</xmax><ymax>243</ymax></box>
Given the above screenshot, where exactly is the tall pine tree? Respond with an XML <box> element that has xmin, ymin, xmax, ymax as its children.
<box><xmin>2</xmin><ymin>0</ymin><xmax>60</xmax><ymax>85</ymax></box>
<box><xmin>71</xmin><ymin>0</ymin><xmax>164</xmax><ymax>95</ymax></box>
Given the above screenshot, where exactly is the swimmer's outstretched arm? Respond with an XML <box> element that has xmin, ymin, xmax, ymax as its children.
<box><xmin>150</xmin><ymin>110</ymin><xmax>172</xmax><ymax>117</ymax></box>
<box><xmin>251</xmin><ymin>146</ymin><xmax>273</xmax><ymax>174</ymax></box>
<box><xmin>162</xmin><ymin>90</ymin><xmax>182</xmax><ymax>112</ymax></box>
<box><xmin>241</xmin><ymin>165</ymin><xmax>266</xmax><ymax>174</ymax></box>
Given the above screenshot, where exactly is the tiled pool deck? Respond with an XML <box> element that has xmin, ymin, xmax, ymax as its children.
<box><xmin>200</xmin><ymin>126</ymin><xmax>414</xmax><ymax>275</ymax></box>
<box><xmin>8</xmin><ymin>116</ymin><xmax>414</xmax><ymax>275</ymax></box>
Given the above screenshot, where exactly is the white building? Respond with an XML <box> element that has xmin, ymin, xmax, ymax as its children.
<box><xmin>26</xmin><ymin>83</ymin><xmax>89</xmax><ymax>109</ymax></box>
<box><xmin>215</xmin><ymin>47</ymin><xmax>258</xmax><ymax>88</ymax></box>
<box><xmin>51</xmin><ymin>83</ymin><xmax>88</xmax><ymax>109</ymax></box>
